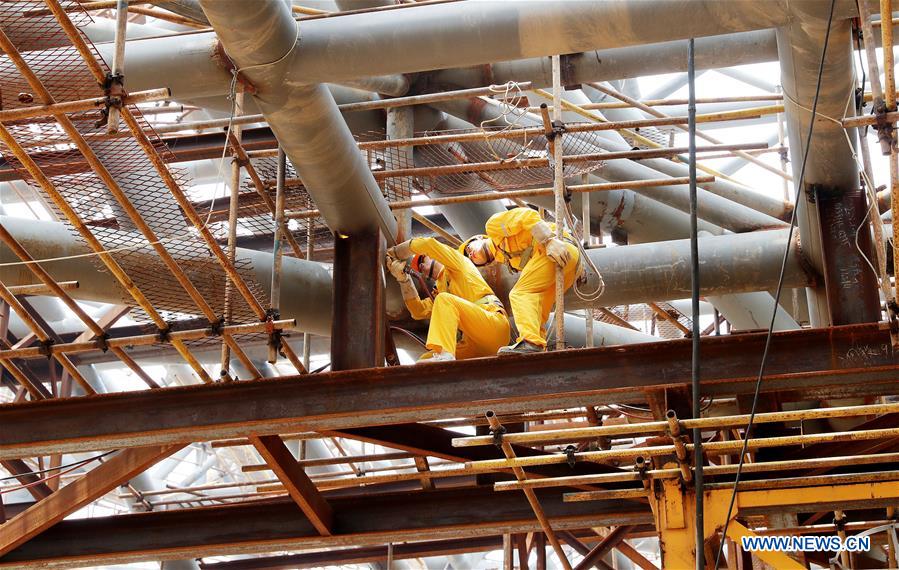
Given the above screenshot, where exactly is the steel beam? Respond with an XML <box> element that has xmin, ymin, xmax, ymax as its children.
<box><xmin>331</xmin><ymin>228</ymin><xmax>386</xmax><ymax>370</ymax></box>
<box><xmin>199</xmin><ymin>535</ymin><xmax>508</xmax><ymax>570</ymax></box>
<box><xmin>0</xmin><ymin>487</ymin><xmax>653</xmax><ymax>568</ymax></box>
<box><xmin>0</xmin><ymin>324</ymin><xmax>895</xmax><ymax>459</ymax></box>
<box><xmin>249</xmin><ymin>435</ymin><xmax>333</xmax><ymax>536</ymax></box>
<box><xmin>0</xmin><ymin>445</ymin><xmax>182</xmax><ymax>557</ymax></box>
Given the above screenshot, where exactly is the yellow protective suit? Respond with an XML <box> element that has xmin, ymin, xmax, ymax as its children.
<box><xmin>403</xmin><ymin>237</ymin><xmax>510</xmax><ymax>359</ymax></box>
<box><xmin>485</xmin><ymin>208</ymin><xmax>580</xmax><ymax>348</ymax></box>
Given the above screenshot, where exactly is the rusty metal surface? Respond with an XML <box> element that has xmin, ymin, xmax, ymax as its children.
<box><xmin>330</xmin><ymin>228</ymin><xmax>386</xmax><ymax>370</ymax></box>
<box><xmin>0</xmin><ymin>323</ymin><xmax>896</xmax><ymax>459</ymax></box>
<box><xmin>816</xmin><ymin>185</ymin><xmax>882</xmax><ymax>324</ymax></box>
<box><xmin>0</xmin><ymin>487</ymin><xmax>653</xmax><ymax>568</ymax></box>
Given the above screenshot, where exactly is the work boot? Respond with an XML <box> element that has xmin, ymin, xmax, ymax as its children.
<box><xmin>497</xmin><ymin>340</ymin><xmax>544</xmax><ymax>355</ymax></box>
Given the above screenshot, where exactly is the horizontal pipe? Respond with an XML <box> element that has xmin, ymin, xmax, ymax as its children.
<box><xmin>452</xmin><ymin>401</ymin><xmax>899</xmax><ymax>448</ymax></box>
<box><xmin>0</xmin><ymin>88</ymin><xmax>170</xmax><ymax>123</ymax></box>
<box><xmin>0</xmin><ymin>319</ymin><xmax>296</xmax><ymax>360</ymax></box>
<box><xmin>0</xmin><ymin>218</ymin><xmax>812</xmax><ymax>329</ymax></box>
<box><xmin>285</xmin><ymin>176</ymin><xmax>718</xmax><ymax>219</ymax></box>
<box><xmin>463</xmin><ymin>426</ymin><xmax>899</xmax><ymax>471</ymax></box>
<box><xmin>432</xmin><ymin>30</ymin><xmax>780</xmax><ymax>89</ymax></box>
<box><xmin>6</xmin><ymin>281</ymin><xmax>78</xmax><ymax>296</ymax></box>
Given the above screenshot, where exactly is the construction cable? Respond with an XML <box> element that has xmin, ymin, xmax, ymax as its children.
<box><xmin>560</xmin><ymin>201</ymin><xmax>606</xmax><ymax>303</ymax></box>
<box><xmin>713</xmin><ymin>0</ymin><xmax>836</xmax><ymax>566</ymax></box>
<box><xmin>0</xmin><ymin>450</ymin><xmax>116</xmax><ymax>494</ymax></box>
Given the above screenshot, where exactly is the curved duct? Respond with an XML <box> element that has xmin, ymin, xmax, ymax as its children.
<box><xmin>198</xmin><ymin>0</ymin><xmax>396</xmax><ymax>240</ymax></box>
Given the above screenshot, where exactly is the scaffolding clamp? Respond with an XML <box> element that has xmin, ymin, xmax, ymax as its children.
<box><xmin>489</xmin><ymin>424</ymin><xmax>506</xmax><ymax>448</ymax></box>
<box><xmin>564</xmin><ymin>444</ymin><xmax>577</xmax><ymax>468</ymax></box>
<box><xmin>156</xmin><ymin>325</ymin><xmax>171</xmax><ymax>343</ymax></box>
<box><xmin>872</xmin><ymin>97</ymin><xmax>896</xmax><ymax>156</ymax></box>
<box><xmin>95</xmin><ymin>332</ymin><xmax>110</xmax><ymax>353</ymax></box>
<box><xmin>208</xmin><ymin>317</ymin><xmax>225</xmax><ymax>337</ymax></box>
<box><xmin>95</xmin><ymin>72</ymin><xmax>125</xmax><ymax>128</ymax></box>
<box><xmin>37</xmin><ymin>338</ymin><xmax>54</xmax><ymax>359</ymax></box>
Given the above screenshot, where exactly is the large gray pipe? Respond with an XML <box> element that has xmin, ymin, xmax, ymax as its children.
<box><xmin>567</xmin><ymin>228</ymin><xmax>812</xmax><ymax>309</ymax></box>
<box><xmin>777</xmin><ymin>5</ymin><xmax>880</xmax><ymax>326</ymax></box>
<box><xmin>198</xmin><ymin>0</ymin><xmax>396</xmax><ymax>239</ymax></box>
<box><xmin>86</xmin><ymin>2</ymin><xmax>863</xmax><ymax>101</ymax></box>
<box><xmin>1</xmin><ymin>218</ymin><xmax>813</xmax><ymax>330</ymax></box>
<box><xmin>0</xmin><ymin>217</ymin><xmax>334</xmax><ymax>336</ymax></box>
<box><xmin>430</xmin><ymin>30</ymin><xmax>778</xmax><ymax>90</ymax></box>
<box><xmin>280</xmin><ymin>0</ymin><xmax>862</xmax><ymax>85</ymax></box>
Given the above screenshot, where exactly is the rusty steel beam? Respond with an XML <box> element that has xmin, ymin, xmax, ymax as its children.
<box><xmin>0</xmin><ymin>323</ymin><xmax>896</xmax><ymax>459</ymax></box>
<box><xmin>0</xmin><ymin>487</ymin><xmax>652</xmax><ymax>568</ymax></box>
<box><xmin>199</xmin><ymin>535</ymin><xmax>508</xmax><ymax>569</ymax></box>
<box><xmin>331</xmin><ymin>228</ymin><xmax>386</xmax><ymax>370</ymax></box>
<box><xmin>0</xmin><ymin>445</ymin><xmax>183</xmax><ymax>557</ymax></box>
<box><xmin>249</xmin><ymin>435</ymin><xmax>333</xmax><ymax>536</ymax></box>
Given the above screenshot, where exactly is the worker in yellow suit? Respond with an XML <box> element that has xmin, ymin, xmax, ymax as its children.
<box><xmin>386</xmin><ymin>237</ymin><xmax>510</xmax><ymax>362</ymax></box>
<box><xmin>462</xmin><ymin>207</ymin><xmax>580</xmax><ymax>354</ymax></box>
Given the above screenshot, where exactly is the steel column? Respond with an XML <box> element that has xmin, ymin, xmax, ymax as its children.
<box><xmin>331</xmin><ymin>228</ymin><xmax>386</xmax><ymax>370</ymax></box>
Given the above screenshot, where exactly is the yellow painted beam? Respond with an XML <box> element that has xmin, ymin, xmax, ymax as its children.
<box><xmin>724</xmin><ymin>520</ymin><xmax>805</xmax><ymax>570</ymax></box>
<box><xmin>737</xmin><ymin>481</ymin><xmax>899</xmax><ymax>510</ymax></box>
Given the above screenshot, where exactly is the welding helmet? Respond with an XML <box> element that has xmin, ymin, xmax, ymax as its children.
<box><xmin>411</xmin><ymin>254</ymin><xmax>444</xmax><ymax>280</ymax></box>
<box><xmin>459</xmin><ymin>235</ymin><xmax>496</xmax><ymax>267</ymax></box>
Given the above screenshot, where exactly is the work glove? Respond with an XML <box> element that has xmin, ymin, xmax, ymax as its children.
<box><xmin>544</xmin><ymin>237</ymin><xmax>571</xmax><ymax>267</ymax></box>
<box><xmin>386</xmin><ymin>239</ymin><xmax>413</xmax><ymax>261</ymax></box>
<box><xmin>387</xmin><ymin>258</ymin><xmax>419</xmax><ymax>301</ymax></box>
<box><xmin>530</xmin><ymin>220</ymin><xmax>570</xmax><ymax>267</ymax></box>
<box><xmin>387</xmin><ymin>257</ymin><xmax>409</xmax><ymax>282</ymax></box>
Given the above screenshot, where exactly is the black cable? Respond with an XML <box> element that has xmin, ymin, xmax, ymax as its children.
<box><xmin>714</xmin><ymin>1</ymin><xmax>836</xmax><ymax>567</ymax></box>
<box><xmin>0</xmin><ymin>450</ymin><xmax>115</xmax><ymax>482</ymax></box>
<box><xmin>687</xmin><ymin>37</ymin><xmax>704</xmax><ymax>570</ymax></box>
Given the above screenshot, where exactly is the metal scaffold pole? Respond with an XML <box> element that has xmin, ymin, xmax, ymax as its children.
<box><xmin>551</xmin><ymin>54</ymin><xmax>565</xmax><ymax>350</ymax></box>
<box><xmin>688</xmin><ymin>37</ymin><xmax>705</xmax><ymax>570</ymax></box>
<box><xmin>269</xmin><ymin>147</ymin><xmax>287</xmax><ymax>364</ymax></box>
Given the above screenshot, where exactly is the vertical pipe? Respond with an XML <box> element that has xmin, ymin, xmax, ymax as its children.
<box><xmin>688</xmin><ymin>37</ymin><xmax>704</xmax><ymax>570</ymax></box>
<box><xmin>882</xmin><ymin>0</ymin><xmax>896</xmax><ymax>112</ymax></box>
<box><xmin>302</xmin><ymin>218</ymin><xmax>313</xmax><ymax>372</ymax></box>
<box><xmin>269</xmin><ymin>148</ymin><xmax>286</xmax><ymax>364</ymax></box>
<box><xmin>775</xmin><ymin>86</ymin><xmax>789</xmax><ymax>202</ymax></box>
<box><xmin>106</xmin><ymin>0</ymin><xmax>127</xmax><ymax>134</ymax></box>
<box><xmin>551</xmin><ymin>55</ymin><xmax>565</xmax><ymax>350</ymax></box>
<box><xmin>582</xmin><ymin>173</ymin><xmax>593</xmax><ymax>348</ymax></box>
<box><xmin>220</xmin><ymin>91</ymin><xmax>244</xmax><ymax>380</ymax></box>
<box><xmin>387</xmin><ymin>107</ymin><xmax>414</xmax><ymax>241</ymax></box>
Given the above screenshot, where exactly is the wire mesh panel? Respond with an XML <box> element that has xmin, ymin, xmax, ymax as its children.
<box><xmin>0</xmin><ymin>2</ymin><xmax>268</xmax><ymax>325</ymax></box>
